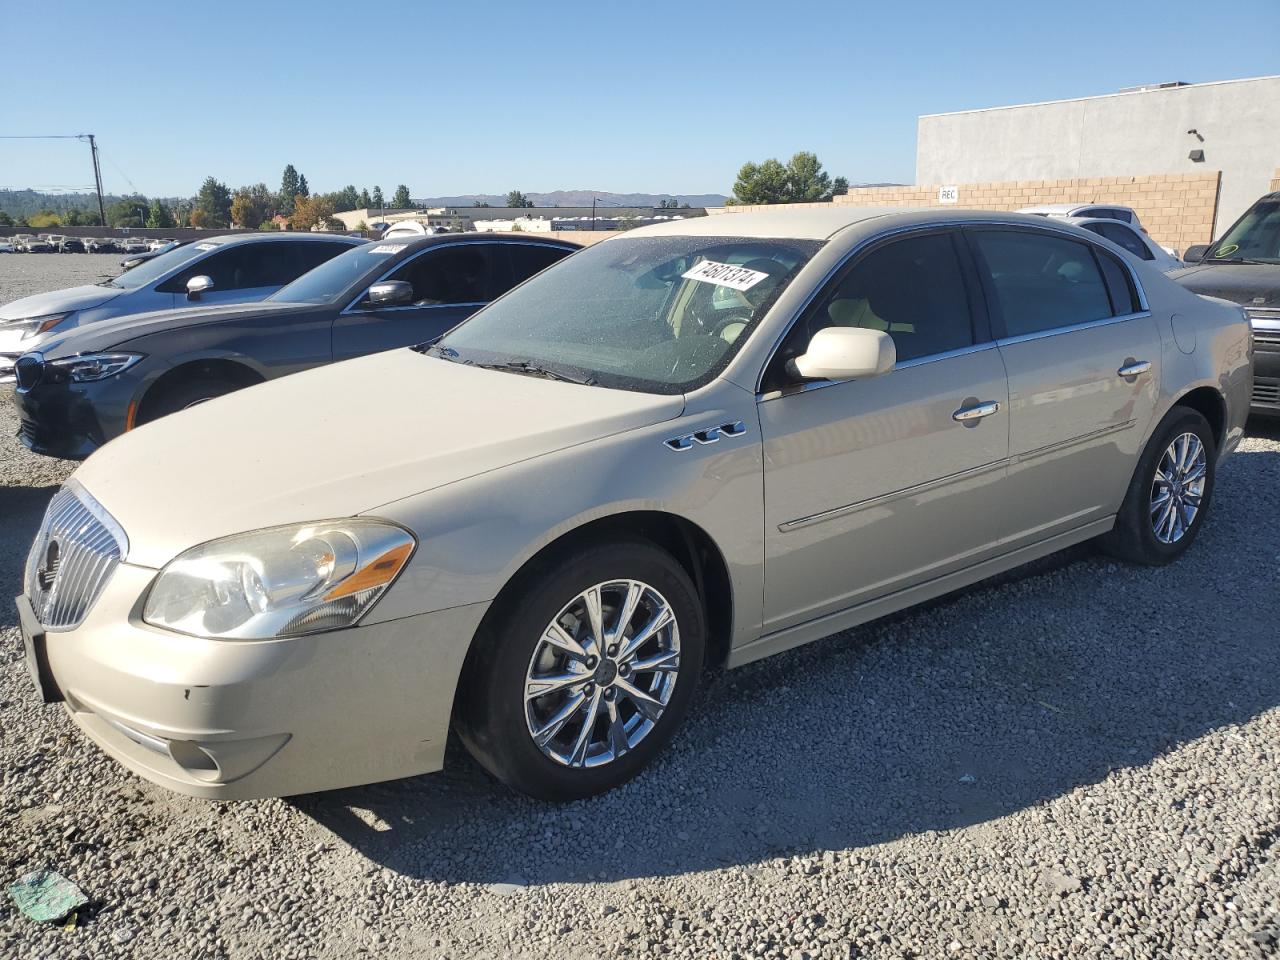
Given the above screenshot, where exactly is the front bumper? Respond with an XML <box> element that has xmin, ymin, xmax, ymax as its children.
<box><xmin>12</xmin><ymin>369</ymin><xmax>134</xmax><ymax>460</ymax></box>
<box><xmin>23</xmin><ymin>562</ymin><xmax>488</xmax><ymax>799</ymax></box>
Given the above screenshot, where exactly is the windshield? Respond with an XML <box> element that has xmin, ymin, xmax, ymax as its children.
<box><xmin>106</xmin><ymin>241</ymin><xmax>219</xmax><ymax>290</ymax></box>
<box><xmin>434</xmin><ymin>235</ymin><xmax>821</xmax><ymax>394</ymax></box>
<box><xmin>1206</xmin><ymin>199</ymin><xmax>1280</xmax><ymax>263</ymax></box>
<box><xmin>269</xmin><ymin>241</ymin><xmax>410</xmax><ymax>304</ymax></box>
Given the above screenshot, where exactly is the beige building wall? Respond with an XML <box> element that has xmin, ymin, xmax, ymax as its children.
<box><xmin>713</xmin><ymin>171</ymin><xmax>1221</xmax><ymax>252</ymax></box>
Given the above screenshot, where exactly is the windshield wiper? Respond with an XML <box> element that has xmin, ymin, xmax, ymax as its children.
<box><xmin>416</xmin><ymin>345</ymin><xmax>596</xmax><ymax>385</ymax></box>
<box><xmin>475</xmin><ymin>359</ymin><xmax>597</xmax><ymax>385</ymax></box>
<box><xmin>1204</xmin><ymin>256</ymin><xmax>1270</xmax><ymax>265</ymax></box>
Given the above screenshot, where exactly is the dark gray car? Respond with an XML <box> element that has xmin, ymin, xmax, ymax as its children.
<box><xmin>13</xmin><ymin>233</ymin><xmax>580</xmax><ymax>458</ymax></box>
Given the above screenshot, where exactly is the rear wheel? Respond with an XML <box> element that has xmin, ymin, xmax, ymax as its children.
<box><xmin>456</xmin><ymin>538</ymin><xmax>705</xmax><ymax>801</ymax></box>
<box><xmin>1103</xmin><ymin>406</ymin><xmax>1216</xmax><ymax>565</ymax></box>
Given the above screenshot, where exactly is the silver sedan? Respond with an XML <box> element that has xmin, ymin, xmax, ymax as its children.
<box><xmin>18</xmin><ymin>208</ymin><xmax>1252</xmax><ymax>801</ymax></box>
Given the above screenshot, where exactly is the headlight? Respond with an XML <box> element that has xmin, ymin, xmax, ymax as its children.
<box><xmin>143</xmin><ymin>520</ymin><xmax>416</xmax><ymax>640</ymax></box>
<box><xmin>6</xmin><ymin>313</ymin><xmax>70</xmax><ymax>340</ymax></box>
<box><xmin>49</xmin><ymin>352</ymin><xmax>145</xmax><ymax>382</ymax></box>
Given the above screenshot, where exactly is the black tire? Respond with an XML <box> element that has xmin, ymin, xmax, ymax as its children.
<box><xmin>1102</xmin><ymin>406</ymin><xmax>1216</xmax><ymax>565</ymax></box>
<box><xmin>138</xmin><ymin>377</ymin><xmax>240</xmax><ymax>425</ymax></box>
<box><xmin>456</xmin><ymin>537</ymin><xmax>705</xmax><ymax>801</ymax></box>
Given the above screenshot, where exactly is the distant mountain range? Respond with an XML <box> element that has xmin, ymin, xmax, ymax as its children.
<box><xmin>416</xmin><ymin>190</ymin><xmax>730</xmax><ymax>209</ymax></box>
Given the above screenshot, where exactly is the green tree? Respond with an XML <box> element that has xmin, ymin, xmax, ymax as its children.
<box><xmin>658</xmin><ymin>198</ymin><xmax>679</xmax><ymax>209</ymax></box>
<box><xmin>279</xmin><ymin>165</ymin><xmax>301</xmax><ymax>215</ymax></box>
<box><xmin>297</xmin><ymin>174</ymin><xmax>309</xmax><ymax>198</ymax></box>
<box><xmin>336</xmin><ymin>184</ymin><xmax>361</xmax><ymax>212</ymax></box>
<box><xmin>107</xmin><ymin>195</ymin><xmax>149</xmax><ymax>228</ymax></box>
<box><xmin>146</xmin><ymin>198</ymin><xmax>176</xmax><ymax>229</ymax></box>
<box><xmin>391</xmin><ymin>184</ymin><xmax>412</xmax><ymax>208</ymax></box>
<box><xmin>0</xmin><ymin>211</ymin><xmax>12</xmax><ymax>226</ymax></box>
<box><xmin>371</xmin><ymin>185</ymin><xmax>385</xmax><ymax>210</ymax></box>
<box><xmin>505</xmin><ymin>190</ymin><xmax>534</xmax><ymax>208</ymax></box>
<box><xmin>29</xmin><ymin>210</ymin><xmax>61</xmax><ymax>228</ymax></box>
<box><xmin>473</xmin><ymin>200</ymin><xmax>491</xmax><ymax>208</ymax></box>
<box><xmin>230</xmin><ymin>184</ymin><xmax>273</xmax><ymax>229</ymax></box>
<box><xmin>359</xmin><ymin>188</ymin><xmax>371</xmax><ymax>209</ymax></box>
<box><xmin>195</xmin><ymin>176</ymin><xmax>233</xmax><ymax>228</ymax></box>
<box><xmin>729</xmin><ymin>151</ymin><xmax>846</xmax><ymax>205</ymax></box>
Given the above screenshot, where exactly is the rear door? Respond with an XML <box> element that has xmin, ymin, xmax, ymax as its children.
<box><xmin>966</xmin><ymin>226</ymin><xmax>1161</xmax><ymax>545</ymax></box>
<box><xmin>331</xmin><ymin>242</ymin><xmax>507</xmax><ymax>361</ymax></box>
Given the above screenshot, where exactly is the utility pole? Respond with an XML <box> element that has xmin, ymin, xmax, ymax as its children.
<box><xmin>85</xmin><ymin>134</ymin><xmax>107</xmax><ymax>228</ymax></box>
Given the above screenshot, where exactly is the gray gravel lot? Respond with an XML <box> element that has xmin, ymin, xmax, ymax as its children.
<box><xmin>1</xmin><ymin>254</ymin><xmax>1278</xmax><ymax>959</ymax></box>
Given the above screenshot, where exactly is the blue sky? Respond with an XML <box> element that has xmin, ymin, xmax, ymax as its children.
<box><xmin>3</xmin><ymin>0</ymin><xmax>1278</xmax><ymax>200</ymax></box>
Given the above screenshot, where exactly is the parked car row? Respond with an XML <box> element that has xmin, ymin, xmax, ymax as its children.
<box><xmin>7</xmin><ymin>205</ymin><xmax>1253</xmax><ymax>805</ymax></box>
<box><xmin>1</xmin><ymin>234</ymin><xmax>180</xmax><ymax>254</ymax></box>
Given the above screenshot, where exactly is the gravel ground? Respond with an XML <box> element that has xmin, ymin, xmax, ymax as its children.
<box><xmin>1</xmin><ymin>255</ymin><xmax>1278</xmax><ymax>960</ymax></box>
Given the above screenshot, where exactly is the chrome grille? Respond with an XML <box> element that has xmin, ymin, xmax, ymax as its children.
<box><xmin>25</xmin><ymin>482</ymin><xmax>127</xmax><ymax>631</ymax></box>
<box><xmin>1254</xmin><ymin>380</ymin><xmax>1280</xmax><ymax>406</ymax></box>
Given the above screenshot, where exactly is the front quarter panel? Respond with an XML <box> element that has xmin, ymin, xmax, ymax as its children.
<box><xmin>366</xmin><ymin>380</ymin><xmax>765</xmax><ymax>653</ymax></box>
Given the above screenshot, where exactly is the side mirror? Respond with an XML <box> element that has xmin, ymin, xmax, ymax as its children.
<box><xmin>186</xmin><ymin>275</ymin><xmax>215</xmax><ymax>300</ymax></box>
<box><xmin>1182</xmin><ymin>244</ymin><xmax>1209</xmax><ymax>264</ymax></box>
<box><xmin>790</xmin><ymin>327</ymin><xmax>896</xmax><ymax>382</ymax></box>
<box><xmin>367</xmin><ymin>280</ymin><xmax>414</xmax><ymax>307</ymax></box>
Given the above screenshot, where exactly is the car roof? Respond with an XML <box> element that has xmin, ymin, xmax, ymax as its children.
<box><xmin>385</xmin><ymin>232</ymin><xmax>583</xmax><ymax>253</ymax></box>
<box><xmin>210</xmin><ymin>232</ymin><xmax>366</xmax><ymax>247</ymax></box>
<box><xmin>1061</xmin><ymin>215</ymin><xmax>1140</xmax><ymax>230</ymax></box>
<box><xmin>625</xmin><ymin>206</ymin><xmax>1087</xmax><ymax>241</ymax></box>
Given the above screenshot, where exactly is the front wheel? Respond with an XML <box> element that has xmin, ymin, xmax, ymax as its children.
<box><xmin>138</xmin><ymin>376</ymin><xmax>241</xmax><ymax>425</ymax></box>
<box><xmin>456</xmin><ymin>538</ymin><xmax>705</xmax><ymax>801</ymax></box>
<box><xmin>1103</xmin><ymin>406</ymin><xmax>1216</xmax><ymax>565</ymax></box>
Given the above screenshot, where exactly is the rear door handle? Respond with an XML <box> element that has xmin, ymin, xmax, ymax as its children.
<box><xmin>952</xmin><ymin>400</ymin><xmax>1000</xmax><ymax>422</ymax></box>
<box><xmin>1118</xmin><ymin>360</ymin><xmax>1151</xmax><ymax>378</ymax></box>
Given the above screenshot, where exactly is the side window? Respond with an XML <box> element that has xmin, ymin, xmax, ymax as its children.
<box><xmin>157</xmin><ymin>247</ymin><xmax>240</xmax><ymax>293</ymax></box>
<box><xmin>1095</xmin><ymin>249</ymin><xmax>1141</xmax><ymax>315</ymax></box>
<box><xmin>971</xmin><ymin>230</ymin><xmax>1114</xmax><ymax>337</ymax></box>
<box><xmin>1099</xmin><ymin>223</ymin><xmax>1154</xmax><ymax>261</ymax></box>
<box><xmin>794</xmin><ymin>232</ymin><xmax>975</xmax><ymax>365</ymax></box>
<box><xmin>383</xmin><ymin>245</ymin><xmax>502</xmax><ymax>306</ymax></box>
<box><xmin>295</xmin><ymin>241</ymin><xmax>353</xmax><ymax>276</ymax></box>
<box><xmin>506</xmin><ymin>244</ymin><xmax>573</xmax><ymax>285</ymax></box>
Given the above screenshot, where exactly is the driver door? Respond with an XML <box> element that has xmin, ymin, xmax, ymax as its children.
<box><xmin>759</xmin><ymin>229</ymin><xmax>1012</xmax><ymax>634</ymax></box>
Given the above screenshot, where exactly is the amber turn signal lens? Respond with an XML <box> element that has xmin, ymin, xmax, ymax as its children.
<box><xmin>324</xmin><ymin>542</ymin><xmax>414</xmax><ymax>600</ymax></box>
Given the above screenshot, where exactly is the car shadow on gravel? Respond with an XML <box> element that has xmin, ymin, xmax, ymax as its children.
<box><xmin>293</xmin><ymin>445</ymin><xmax>1280</xmax><ymax>886</ymax></box>
<box><xmin>0</xmin><ymin>484</ymin><xmax>58</xmax><ymax>629</ymax></box>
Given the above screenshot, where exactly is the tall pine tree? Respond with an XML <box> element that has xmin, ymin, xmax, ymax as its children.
<box><xmin>279</xmin><ymin>164</ymin><xmax>301</xmax><ymax>215</ymax></box>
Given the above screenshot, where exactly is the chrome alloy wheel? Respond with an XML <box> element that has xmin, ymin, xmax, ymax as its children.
<box><xmin>1150</xmin><ymin>432</ymin><xmax>1207</xmax><ymax>545</ymax></box>
<box><xmin>524</xmin><ymin>579</ymin><xmax>680</xmax><ymax>768</ymax></box>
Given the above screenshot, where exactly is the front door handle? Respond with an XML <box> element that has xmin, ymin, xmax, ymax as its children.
<box><xmin>952</xmin><ymin>400</ymin><xmax>1000</xmax><ymax>422</ymax></box>
<box><xmin>1118</xmin><ymin>360</ymin><xmax>1151</xmax><ymax>378</ymax></box>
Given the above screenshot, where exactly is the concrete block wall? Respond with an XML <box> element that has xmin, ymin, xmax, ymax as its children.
<box><xmin>830</xmin><ymin>173</ymin><xmax>1220</xmax><ymax>252</ymax></box>
<box><xmin>714</xmin><ymin>171</ymin><xmax>1221</xmax><ymax>252</ymax></box>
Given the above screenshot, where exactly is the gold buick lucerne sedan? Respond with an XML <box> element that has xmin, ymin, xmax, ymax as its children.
<box><xmin>18</xmin><ymin>208</ymin><xmax>1252</xmax><ymax>801</ymax></box>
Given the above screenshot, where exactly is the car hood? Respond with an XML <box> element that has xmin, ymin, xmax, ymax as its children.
<box><xmin>38</xmin><ymin>300</ymin><xmax>314</xmax><ymax>356</ymax></box>
<box><xmin>73</xmin><ymin>349</ymin><xmax>686</xmax><ymax>568</ymax></box>
<box><xmin>0</xmin><ymin>284</ymin><xmax>122</xmax><ymax>322</ymax></box>
<box><xmin>1169</xmin><ymin>263</ymin><xmax>1280</xmax><ymax>309</ymax></box>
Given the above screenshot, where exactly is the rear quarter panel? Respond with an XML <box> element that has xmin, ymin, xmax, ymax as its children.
<box><xmin>1143</xmin><ymin>266</ymin><xmax>1252</xmax><ymax>456</ymax></box>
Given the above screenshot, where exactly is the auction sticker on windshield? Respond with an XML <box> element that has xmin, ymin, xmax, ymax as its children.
<box><xmin>370</xmin><ymin>244</ymin><xmax>407</xmax><ymax>254</ymax></box>
<box><xmin>682</xmin><ymin>260</ymin><xmax>770</xmax><ymax>291</ymax></box>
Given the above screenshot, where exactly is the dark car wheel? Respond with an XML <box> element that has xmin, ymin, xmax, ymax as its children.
<box><xmin>456</xmin><ymin>538</ymin><xmax>705</xmax><ymax>801</ymax></box>
<box><xmin>139</xmin><ymin>377</ymin><xmax>242</xmax><ymax>425</ymax></box>
<box><xmin>1103</xmin><ymin>406</ymin><xmax>1216</xmax><ymax>565</ymax></box>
